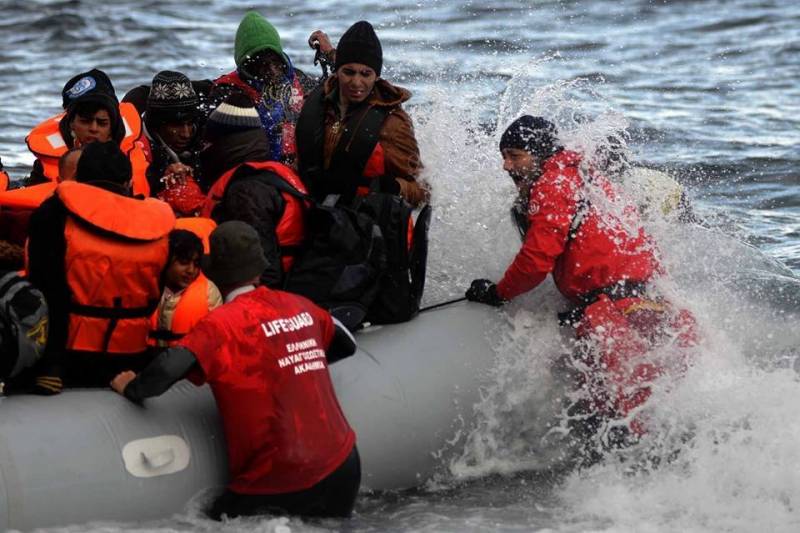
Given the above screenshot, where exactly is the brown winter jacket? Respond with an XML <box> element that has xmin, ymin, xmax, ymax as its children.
<box><xmin>317</xmin><ymin>75</ymin><xmax>428</xmax><ymax>206</ymax></box>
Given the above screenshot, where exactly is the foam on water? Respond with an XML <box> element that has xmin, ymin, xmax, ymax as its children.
<box><xmin>414</xmin><ymin>59</ymin><xmax>800</xmax><ymax>531</ymax></box>
<box><xmin>3</xmin><ymin>2</ymin><xmax>799</xmax><ymax>529</ymax></box>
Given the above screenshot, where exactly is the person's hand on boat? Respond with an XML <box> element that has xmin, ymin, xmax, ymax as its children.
<box><xmin>308</xmin><ymin>30</ymin><xmax>334</xmax><ymax>55</ymax></box>
<box><xmin>111</xmin><ymin>370</ymin><xmax>137</xmax><ymax>395</ymax></box>
<box><xmin>466</xmin><ymin>279</ymin><xmax>505</xmax><ymax>307</ymax></box>
<box><xmin>33</xmin><ymin>374</ymin><xmax>63</xmax><ymax>395</ymax></box>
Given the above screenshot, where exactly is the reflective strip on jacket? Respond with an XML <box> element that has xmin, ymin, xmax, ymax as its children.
<box><xmin>58</xmin><ymin>181</ymin><xmax>175</xmax><ymax>354</ymax></box>
<box><xmin>26</xmin><ymin>102</ymin><xmax>151</xmax><ymax>197</ymax></box>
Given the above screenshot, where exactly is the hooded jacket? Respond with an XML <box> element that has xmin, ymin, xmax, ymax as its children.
<box><xmin>296</xmin><ymin>76</ymin><xmax>427</xmax><ymax>207</ymax></box>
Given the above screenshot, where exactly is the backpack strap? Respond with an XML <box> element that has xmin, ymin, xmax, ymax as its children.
<box><xmin>330</xmin><ymin>105</ymin><xmax>390</xmax><ymax>186</ymax></box>
<box><xmin>251</xmin><ymin>172</ymin><xmax>312</xmax><ymax>201</ymax></box>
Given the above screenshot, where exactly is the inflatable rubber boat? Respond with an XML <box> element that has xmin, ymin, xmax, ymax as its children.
<box><xmin>0</xmin><ymin>300</ymin><xmax>502</xmax><ymax>530</ymax></box>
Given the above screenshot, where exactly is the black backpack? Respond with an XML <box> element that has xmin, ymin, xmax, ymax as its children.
<box><xmin>255</xmin><ymin>174</ymin><xmax>430</xmax><ymax>329</ymax></box>
<box><xmin>284</xmin><ymin>194</ymin><xmax>387</xmax><ymax>329</ymax></box>
<box><xmin>356</xmin><ymin>193</ymin><xmax>431</xmax><ymax>325</ymax></box>
<box><xmin>0</xmin><ymin>271</ymin><xmax>48</xmax><ymax>383</ymax></box>
<box><xmin>250</xmin><ymin>173</ymin><xmax>386</xmax><ymax>329</ymax></box>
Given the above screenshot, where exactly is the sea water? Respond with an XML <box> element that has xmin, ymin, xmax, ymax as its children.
<box><xmin>1</xmin><ymin>1</ymin><xmax>798</xmax><ymax>531</ymax></box>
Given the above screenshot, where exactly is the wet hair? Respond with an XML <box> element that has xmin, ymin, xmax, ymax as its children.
<box><xmin>71</xmin><ymin>101</ymin><xmax>113</xmax><ymax>120</ymax></box>
<box><xmin>168</xmin><ymin>229</ymin><xmax>203</xmax><ymax>264</ymax></box>
<box><xmin>75</xmin><ymin>141</ymin><xmax>132</xmax><ymax>185</ymax></box>
<box><xmin>0</xmin><ymin>241</ymin><xmax>24</xmax><ymax>271</ymax></box>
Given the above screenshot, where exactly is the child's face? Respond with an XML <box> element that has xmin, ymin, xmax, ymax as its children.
<box><xmin>165</xmin><ymin>253</ymin><xmax>200</xmax><ymax>291</ymax></box>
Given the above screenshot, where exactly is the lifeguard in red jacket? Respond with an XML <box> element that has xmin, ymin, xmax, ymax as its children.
<box><xmin>112</xmin><ymin>221</ymin><xmax>360</xmax><ymax>520</ymax></box>
<box><xmin>466</xmin><ymin>116</ymin><xmax>697</xmax><ymax>455</ymax></box>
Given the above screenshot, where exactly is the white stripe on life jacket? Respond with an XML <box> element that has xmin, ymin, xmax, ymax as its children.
<box><xmin>46</xmin><ymin>132</ymin><xmax>66</xmax><ymax>149</ymax></box>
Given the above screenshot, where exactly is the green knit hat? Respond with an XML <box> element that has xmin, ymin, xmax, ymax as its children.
<box><xmin>234</xmin><ymin>11</ymin><xmax>284</xmax><ymax>67</ymax></box>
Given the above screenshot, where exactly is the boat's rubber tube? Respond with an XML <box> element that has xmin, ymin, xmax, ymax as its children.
<box><xmin>0</xmin><ymin>301</ymin><xmax>500</xmax><ymax>530</ymax></box>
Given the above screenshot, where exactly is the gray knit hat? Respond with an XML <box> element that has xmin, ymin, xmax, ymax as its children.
<box><xmin>205</xmin><ymin>93</ymin><xmax>262</xmax><ymax>139</ymax></box>
<box><xmin>203</xmin><ymin>221</ymin><xmax>268</xmax><ymax>287</ymax></box>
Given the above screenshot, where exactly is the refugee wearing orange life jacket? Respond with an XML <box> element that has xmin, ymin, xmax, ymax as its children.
<box><xmin>149</xmin><ymin>229</ymin><xmax>222</xmax><ymax>348</ymax></box>
<box><xmin>200</xmin><ymin>95</ymin><xmax>307</xmax><ymax>288</ymax></box>
<box><xmin>466</xmin><ymin>116</ymin><xmax>698</xmax><ymax>452</ymax></box>
<box><xmin>25</xmin><ymin>68</ymin><xmax>150</xmax><ymax>197</ymax></box>
<box><xmin>26</xmin><ymin>141</ymin><xmax>174</xmax><ymax>395</ymax></box>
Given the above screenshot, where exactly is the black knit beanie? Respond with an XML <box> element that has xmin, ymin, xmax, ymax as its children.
<box><xmin>146</xmin><ymin>71</ymin><xmax>200</xmax><ymax>126</ymax></box>
<box><xmin>499</xmin><ymin>116</ymin><xmax>561</xmax><ymax>158</ymax></box>
<box><xmin>75</xmin><ymin>141</ymin><xmax>132</xmax><ymax>185</ymax></box>
<box><xmin>60</xmin><ymin>68</ymin><xmax>124</xmax><ymax>145</ymax></box>
<box><xmin>61</xmin><ymin>68</ymin><xmax>118</xmax><ymax>111</ymax></box>
<box><xmin>335</xmin><ymin>21</ymin><xmax>383</xmax><ymax>76</ymax></box>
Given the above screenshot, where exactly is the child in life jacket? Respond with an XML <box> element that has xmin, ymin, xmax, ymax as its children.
<box><xmin>150</xmin><ymin>230</ymin><xmax>222</xmax><ymax>347</ymax></box>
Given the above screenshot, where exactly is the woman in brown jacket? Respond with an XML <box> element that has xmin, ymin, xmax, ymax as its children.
<box><xmin>296</xmin><ymin>21</ymin><xmax>428</xmax><ymax>207</ymax></box>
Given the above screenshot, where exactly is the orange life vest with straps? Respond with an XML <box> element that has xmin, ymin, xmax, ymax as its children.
<box><xmin>201</xmin><ymin>161</ymin><xmax>308</xmax><ymax>271</ymax></box>
<box><xmin>0</xmin><ymin>170</ymin><xmax>8</xmax><ymax>192</ymax></box>
<box><xmin>174</xmin><ymin>216</ymin><xmax>217</xmax><ymax>254</ymax></box>
<box><xmin>149</xmin><ymin>274</ymin><xmax>210</xmax><ymax>347</ymax></box>
<box><xmin>26</xmin><ymin>102</ymin><xmax>150</xmax><ymax>197</ymax></box>
<box><xmin>58</xmin><ymin>181</ymin><xmax>174</xmax><ymax>354</ymax></box>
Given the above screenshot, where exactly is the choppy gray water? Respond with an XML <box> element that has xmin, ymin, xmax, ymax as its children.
<box><xmin>1</xmin><ymin>1</ymin><xmax>799</xmax><ymax>532</ymax></box>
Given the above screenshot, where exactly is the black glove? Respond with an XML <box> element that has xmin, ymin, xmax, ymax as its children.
<box><xmin>377</xmin><ymin>175</ymin><xmax>401</xmax><ymax>195</ymax></box>
<box><xmin>466</xmin><ymin>279</ymin><xmax>505</xmax><ymax>307</ymax></box>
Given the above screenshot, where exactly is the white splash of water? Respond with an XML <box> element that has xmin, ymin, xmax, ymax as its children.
<box><xmin>411</xmin><ymin>54</ymin><xmax>800</xmax><ymax>531</ymax></box>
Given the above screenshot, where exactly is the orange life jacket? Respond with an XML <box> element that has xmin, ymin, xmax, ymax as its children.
<box><xmin>149</xmin><ymin>274</ymin><xmax>210</xmax><ymax>347</ymax></box>
<box><xmin>202</xmin><ymin>161</ymin><xmax>307</xmax><ymax>271</ymax></box>
<box><xmin>0</xmin><ymin>170</ymin><xmax>8</xmax><ymax>192</ymax></box>
<box><xmin>174</xmin><ymin>216</ymin><xmax>217</xmax><ymax>254</ymax></box>
<box><xmin>0</xmin><ymin>182</ymin><xmax>57</xmax><ymax>210</ymax></box>
<box><xmin>26</xmin><ymin>102</ymin><xmax>151</xmax><ymax>197</ymax></box>
<box><xmin>58</xmin><ymin>181</ymin><xmax>175</xmax><ymax>354</ymax></box>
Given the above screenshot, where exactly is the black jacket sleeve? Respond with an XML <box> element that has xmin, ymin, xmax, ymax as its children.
<box><xmin>223</xmin><ymin>172</ymin><xmax>287</xmax><ymax>288</ymax></box>
<box><xmin>25</xmin><ymin>159</ymin><xmax>49</xmax><ymax>186</ymax></box>
<box><xmin>26</xmin><ymin>196</ymin><xmax>69</xmax><ymax>381</ymax></box>
<box><xmin>327</xmin><ymin>316</ymin><xmax>357</xmax><ymax>364</ymax></box>
<box><xmin>123</xmin><ymin>346</ymin><xmax>198</xmax><ymax>403</ymax></box>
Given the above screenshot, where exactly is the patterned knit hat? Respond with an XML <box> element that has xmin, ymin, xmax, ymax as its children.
<box><xmin>234</xmin><ymin>11</ymin><xmax>284</xmax><ymax>67</ymax></box>
<box><xmin>146</xmin><ymin>71</ymin><xmax>200</xmax><ymax>124</ymax></box>
<box><xmin>205</xmin><ymin>93</ymin><xmax>262</xmax><ymax>140</ymax></box>
<box><xmin>335</xmin><ymin>21</ymin><xmax>383</xmax><ymax>76</ymax></box>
